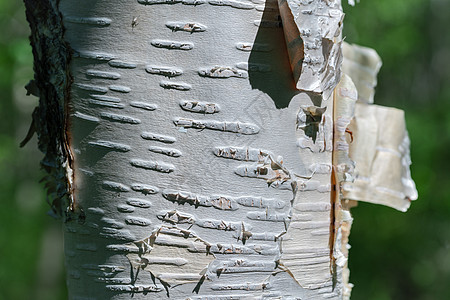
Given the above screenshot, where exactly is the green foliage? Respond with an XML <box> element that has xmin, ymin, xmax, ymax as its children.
<box><xmin>343</xmin><ymin>1</ymin><xmax>450</xmax><ymax>299</ymax></box>
<box><xmin>0</xmin><ymin>1</ymin><xmax>66</xmax><ymax>299</ymax></box>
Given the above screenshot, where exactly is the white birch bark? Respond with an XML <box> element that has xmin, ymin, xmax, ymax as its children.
<box><xmin>23</xmin><ymin>0</ymin><xmax>416</xmax><ymax>299</ymax></box>
<box><xmin>60</xmin><ymin>0</ymin><xmax>344</xmax><ymax>298</ymax></box>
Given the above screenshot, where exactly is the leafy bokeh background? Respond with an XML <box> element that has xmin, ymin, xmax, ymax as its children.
<box><xmin>0</xmin><ymin>1</ymin><xmax>66</xmax><ymax>300</ymax></box>
<box><xmin>0</xmin><ymin>0</ymin><xmax>449</xmax><ymax>299</ymax></box>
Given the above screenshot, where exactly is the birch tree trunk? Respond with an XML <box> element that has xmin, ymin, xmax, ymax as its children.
<box><xmin>23</xmin><ymin>0</ymin><xmax>417</xmax><ymax>299</ymax></box>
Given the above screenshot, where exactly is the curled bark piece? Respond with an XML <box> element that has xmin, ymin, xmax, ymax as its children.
<box><xmin>338</xmin><ymin>43</ymin><xmax>417</xmax><ymax>212</ymax></box>
<box><xmin>342</xmin><ymin>42</ymin><xmax>382</xmax><ymax>104</ymax></box>
<box><xmin>342</xmin><ymin>103</ymin><xmax>418</xmax><ymax>211</ymax></box>
<box><xmin>278</xmin><ymin>0</ymin><xmax>344</xmax><ymax>95</ymax></box>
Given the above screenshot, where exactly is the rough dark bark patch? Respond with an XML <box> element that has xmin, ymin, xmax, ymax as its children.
<box><xmin>23</xmin><ymin>0</ymin><xmax>80</xmax><ymax>221</ymax></box>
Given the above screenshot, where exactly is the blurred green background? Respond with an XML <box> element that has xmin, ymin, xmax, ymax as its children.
<box><xmin>0</xmin><ymin>0</ymin><xmax>448</xmax><ymax>299</ymax></box>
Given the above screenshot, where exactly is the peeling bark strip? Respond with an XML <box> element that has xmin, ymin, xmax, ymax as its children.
<box><xmin>342</xmin><ymin>42</ymin><xmax>382</xmax><ymax>104</ymax></box>
<box><xmin>332</xmin><ymin>74</ymin><xmax>358</xmax><ymax>298</ymax></box>
<box><xmin>278</xmin><ymin>0</ymin><xmax>343</xmax><ymax>95</ymax></box>
<box><xmin>332</xmin><ymin>42</ymin><xmax>418</xmax><ymax>299</ymax></box>
<box><xmin>23</xmin><ymin>0</ymin><xmax>78</xmax><ymax>221</ymax></box>
<box><xmin>343</xmin><ymin>104</ymin><xmax>418</xmax><ymax>211</ymax></box>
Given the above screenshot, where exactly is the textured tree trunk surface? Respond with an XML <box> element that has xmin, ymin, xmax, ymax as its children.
<box><xmin>23</xmin><ymin>0</ymin><xmax>417</xmax><ymax>299</ymax></box>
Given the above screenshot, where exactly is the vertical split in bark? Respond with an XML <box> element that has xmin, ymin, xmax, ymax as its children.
<box><xmin>332</xmin><ymin>42</ymin><xmax>418</xmax><ymax>298</ymax></box>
